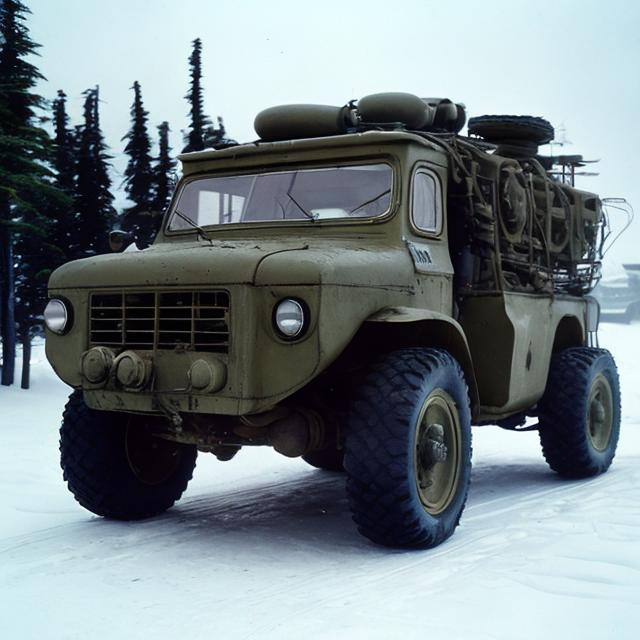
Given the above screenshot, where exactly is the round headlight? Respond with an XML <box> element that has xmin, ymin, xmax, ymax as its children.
<box><xmin>274</xmin><ymin>299</ymin><xmax>305</xmax><ymax>339</ymax></box>
<box><xmin>44</xmin><ymin>299</ymin><xmax>68</xmax><ymax>334</ymax></box>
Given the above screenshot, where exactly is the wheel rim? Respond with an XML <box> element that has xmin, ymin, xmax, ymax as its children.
<box><xmin>586</xmin><ymin>373</ymin><xmax>614</xmax><ymax>452</ymax></box>
<box><xmin>125</xmin><ymin>421</ymin><xmax>183</xmax><ymax>486</ymax></box>
<box><xmin>414</xmin><ymin>389</ymin><xmax>461</xmax><ymax>515</ymax></box>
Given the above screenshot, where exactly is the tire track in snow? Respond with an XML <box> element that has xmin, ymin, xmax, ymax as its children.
<box><xmin>1</xmin><ymin>458</ymin><xmax>634</xmax><ymax>559</ymax></box>
<box><xmin>2</xmin><ymin>454</ymin><xmax>638</xmax><ymax>631</ymax></box>
<box><xmin>234</xmin><ymin>466</ymin><xmax>640</xmax><ymax>638</ymax></box>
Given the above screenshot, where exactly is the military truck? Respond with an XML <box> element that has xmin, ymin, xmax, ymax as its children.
<box><xmin>45</xmin><ymin>93</ymin><xmax>622</xmax><ymax>548</ymax></box>
<box><xmin>594</xmin><ymin>263</ymin><xmax>640</xmax><ymax>322</ymax></box>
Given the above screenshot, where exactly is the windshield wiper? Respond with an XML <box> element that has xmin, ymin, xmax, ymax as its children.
<box><xmin>284</xmin><ymin>190</ymin><xmax>318</xmax><ymax>222</ymax></box>
<box><xmin>173</xmin><ymin>209</ymin><xmax>213</xmax><ymax>245</ymax></box>
<box><xmin>349</xmin><ymin>188</ymin><xmax>391</xmax><ymax>215</ymax></box>
<box><xmin>282</xmin><ymin>171</ymin><xmax>317</xmax><ymax>222</ymax></box>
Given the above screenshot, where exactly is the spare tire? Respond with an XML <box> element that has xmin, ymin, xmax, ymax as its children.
<box><xmin>468</xmin><ymin>115</ymin><xmax>554</xmax><ymax>146</ymax></box>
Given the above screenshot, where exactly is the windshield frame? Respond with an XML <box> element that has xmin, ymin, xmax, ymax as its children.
<box><xmin>163</xmin><ymin>158</ymin><xmax>397</xmax><ymax>236</ymax></box>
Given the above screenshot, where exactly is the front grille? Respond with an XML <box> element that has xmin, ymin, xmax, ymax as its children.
<box><xmin>90</xmin><ymin>290</ymin><xmax>230</xmax><ymax>353</ymax></box>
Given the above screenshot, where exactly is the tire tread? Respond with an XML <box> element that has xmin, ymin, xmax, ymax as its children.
<box><xmin>538</xmin><ymin>347</ymin><xmax>621</xmax><ymax>478</ymax></box>
<box><xmin>60</xmin><ymin>391</ymin><xmax>196</xmax><ymax>519</ymax></box>
<box><xmin>344</xmin><ymin>348</ymin><xmax>471</xmax><ymax>548</ymax></box>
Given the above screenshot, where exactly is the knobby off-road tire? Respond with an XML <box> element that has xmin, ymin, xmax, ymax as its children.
<box><xmin>468</xmin><ymin>115</ymin><xmax>555</xmax><ymax>146</ymax></box>
<box><xmin>344</xmin><ymin>348</ymin><xmax>472</xmax><ymax>548</ymax></box>
<box><xmin>60</xmin><ymin>391</ymin><xmax>197</xmax><ymax>519</ymax></box>
<box><xmin>539</xmin><ymin>348</ymin><xmax>620</xmax><ymax>478</ymax></box>
<box><xmin>302</xmin><ymin>445</ymin><xmax>344</xmax><ymax>472</ymax></box>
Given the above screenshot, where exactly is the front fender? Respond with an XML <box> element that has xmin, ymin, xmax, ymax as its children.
<box><xmin>365</xmin><ymin>307</ymin><xmax>480</xmax><ymax>418</ymax></box>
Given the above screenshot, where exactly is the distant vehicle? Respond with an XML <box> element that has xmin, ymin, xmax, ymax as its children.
<box><xmin>45</xmin><ymin>93</ymin><xmax>624</xmax><ymax>549</ymax></box>
<box><xmin>593</xmin><ymin>264</ymin><xmax>640</xmax><ymax>322</ymax></box>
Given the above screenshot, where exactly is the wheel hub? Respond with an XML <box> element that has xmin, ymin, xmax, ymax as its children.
<box><xmin>590</xmin><ymin>399</ymin><xmax>606</xmax><ymax>427</ymax></box>
<box><xmin>587</xmin><ymin>374</ymin><xmax>613</xmax><ymax>452</ymax></box>
<box><xmin>414</xmin><ymin>391</ymin><xmax>461</xmax><ymax>514</ymax></box>
<box><xmin>419</xmin><ymin>423</ymin><xmax>449</xmax><ymax>467</ymax></box>
<box><xmin>125</xmin><ymin>420</ymin><xmax>183</xmax><ymax>486</ymax></box>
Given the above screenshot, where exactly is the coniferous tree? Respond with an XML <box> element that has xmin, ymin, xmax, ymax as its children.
<box><xmin>204</xmin><ymin>116</ymin><xmax>236</xmax><ymax>149</ymax></box>
<box><xmin>14</xmin><ymin>201</ymin><xmax>55</xmax><ymax>388</ymax></box>
<box><xmin>0</xmin><ymin>0</ymin><xmax>66</xmax><ymax>386</ymax></box>
<box><xmin>52</xmin><ymin>90</ymin><xmax>75</xmax><ymax>192</ymax></box>
<box><xmin>183</xmin><ymin>39</ymin><xmax>235</xmax><ymax>153</ymax></box>
<box><xmin>152</xmin><ymin>121</ymin><xmax>176</xmax><ymax>213</ymax></box>
<box><xmin>75</xmin><ymin>86</ymin><xmax>116</xmax><ymax>256</ymax></box>
<box><xmin>183</xmin><ymin>38</ymin><xmax>210</xmax><ymax>153</ymax></box>
<box><xmin>13</xmin><ymin>91</ymin><xmax>72</xmax><ymax>388</ymax></box>
<box><xmin>48</xmin><ymin>89</ymin><xmax>78</xmax><ymax>262</ymax></box>
<box><xmin>121</xmin><ymin>81</ymin><xmax>155</xmax><ymax>246</ymax></box>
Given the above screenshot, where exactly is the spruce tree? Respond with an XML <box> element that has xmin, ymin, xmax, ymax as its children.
<box><xmin>183</xmin><ymin>39</ymin><xmax>235</xmax><ymax>153</ymax></box>
<box><xmin>0</xmin><ymin>0</ymin><xmax>66</xmax><ymax>386</ymax></box>
<box><xmin>13</xmin><ymin>89</ymin><xmax>72</xmax><ymax>388</ymax></box>
<box><xmin>121</xmin><ymin>81</ymin><xmax>155</xmax><ymax>246</ymax></box>
<box><xmin>13</xmin><ymin>199</ymin><xmax>55</xmax><ymax>388</ymax></box>
<box><xmin>48</xmin><ymin>89</ymin><xmax>77</xmax><ymax>263</ymax></box>
<box><xmin>204</xmin><ymin>115</ymin><xmax>237</xmax><ymax>150</ymax></box>
<box><xmin>183</xmin><ymin>38</ymin><xmax>211</xmax><ymax>153</ymax></box>
<box><xmin>53</xmin><ymin>90</ymin><xmax>75</xmax><ymax>192</ymax></box>
<box><xmin>75</xmin><ymin>86</ymin><xmax>116</xmax><ymax>256</ymax></box>
<box><xmin>152</xmin><ymin>121</ymin><xmax>176</xmax><ymax>213</ymax></box>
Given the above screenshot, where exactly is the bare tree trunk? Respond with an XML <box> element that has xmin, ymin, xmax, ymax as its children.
<box><xmin>20</xmin><ymin>330</ymin><xmax>31</xmax><ymax>390</ymax></box>
<box><xmin>0</xmin><ymin>195</ymin><xmax>16</xmax><ymax>387</ymax></box>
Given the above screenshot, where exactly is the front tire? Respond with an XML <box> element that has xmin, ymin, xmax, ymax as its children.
<box><xmin>344</xmin><ymin>348</ymin><xmax>472</xmax><ymax>548</ymax></box>
<box><xmin>302</xmin><ymin>445</ymin><xmax>344</xmax><ymax>472</ymax></box>
<box><xmin>60</xmin><ymin>391</ymin><xmax>197</xmax><ymax>519</ymax></box>
<box><xmin>539</xmin><ymin>348</ymin><xmax>621</xmax><ymax>478</ymax></box>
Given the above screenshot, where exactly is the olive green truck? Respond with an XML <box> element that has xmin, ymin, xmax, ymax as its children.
<box><xmin>45</xmin><ymin>93</ymin><xmax>621</xmax><ymax>548</ymax></box>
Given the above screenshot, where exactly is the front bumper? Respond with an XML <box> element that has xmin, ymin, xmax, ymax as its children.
<box><xmin>46</xmin><ymin>283</ymin><xmax>324</xmax><ymax>415</ymax></box>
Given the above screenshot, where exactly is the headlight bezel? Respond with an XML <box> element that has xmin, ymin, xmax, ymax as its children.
<box><xmin>44</xmin><ymin>298</ymin><xmax>72</xmax><ymax>335</ymax></box>
<box><xmin>273</xmin><ymin>298</ymin><xmax>307</xmax><ymax>341</ymax></box>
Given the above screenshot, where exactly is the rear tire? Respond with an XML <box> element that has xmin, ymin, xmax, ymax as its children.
<box><xmin>60</xmin><ymin>391</ymin><xmax>197</xmax><ymax>519</ymax></box>
<box><xmin>538</xmin><ymin>348</ymin><xmax>620</xmax><ymax>478</ymax></box>
<box><xmin>344</xmin><ymin>348</ymin><xmax>472</xmax><ymax>548</ymax></box>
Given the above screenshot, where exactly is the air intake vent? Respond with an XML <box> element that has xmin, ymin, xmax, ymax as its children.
<box><xmin>90</xmin><ymin>290</ymin><xmax>230</xmax><ymax>353</ymax></box>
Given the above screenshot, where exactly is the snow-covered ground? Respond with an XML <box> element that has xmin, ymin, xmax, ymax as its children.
<box><xmin>1</xmin><ymin>323</ymin><xmax>639</xmax><ymax>640</ymax></box>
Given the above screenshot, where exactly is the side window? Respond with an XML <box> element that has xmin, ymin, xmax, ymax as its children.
<box><xmin>411</xmin><ymin>170</ymin><xmax>442</xmax><ymax>234</ymax></box>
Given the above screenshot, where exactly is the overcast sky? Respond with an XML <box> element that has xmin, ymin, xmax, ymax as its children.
<box><xmin>28</xmin><ymin>0</ymin><xmax>640</xmax><ymax>267</ymax></box>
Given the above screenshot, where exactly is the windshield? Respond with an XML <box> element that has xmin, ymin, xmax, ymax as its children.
<box><xmin>168</xmin><ymin>163</ymin><xmax>393</xmax><ymax>230</ymax></box>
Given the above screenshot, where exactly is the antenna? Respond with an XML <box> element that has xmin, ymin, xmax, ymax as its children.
<box><xmin>543</xmin><ymin>154</ymin><xmax>600</xmax><ymax>187</ymax></box>
<box><xmin>548</xmin><ymin>123</ymin><xmax>571</xmax><ymax>158</ymax></box>
<box><xmin>601</xmin><ymin>198</ymin><xmax>634</xmax><ymax>256</ymax></box>
<box><xmin>541</xmin><ymin>124</ymin><xmax>598</xmax><ymax>186</ymax></box>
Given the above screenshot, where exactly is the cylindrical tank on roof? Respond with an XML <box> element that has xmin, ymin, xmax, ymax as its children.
<box><xmin>357</xmin><ymin>92</ymin><xmax>433</xmax><ymax>129</ymax></box>
<box><xmin>254</xmin><ymin>104</ymin><xmax>356</xmax><ymax>142</ymax></box>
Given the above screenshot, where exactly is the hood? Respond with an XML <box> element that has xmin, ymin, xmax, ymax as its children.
<box><xmin>48</xmin><ymin>238</ymin><xmax>411</xmax><ymax>292</ymax></box>
<box><xmin>48</xmin><ymin>239</ymin><xmax>309</xmax><ymax>290</ymax></box>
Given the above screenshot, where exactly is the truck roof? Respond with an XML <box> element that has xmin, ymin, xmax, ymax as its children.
<box><xmin>177</xmin><ymin>129</ymin><xmax>445</xmax><ymax>169</ymax></box>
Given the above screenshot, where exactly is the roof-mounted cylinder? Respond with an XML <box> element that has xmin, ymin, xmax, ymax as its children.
<box><xmin>254</xmin><ymin>104</ymin><xmax>357</xmax><ymax>142</ymax></box>
<box><xmin>253</xmin><ymin>92</ymin><xmax>467</xmax><ymax>142</ymax></box>
<box><xmin>356</xmin><ymin>93</ymin><xmax>466</xmax><ymax>133</ymax></box>
<box><xmin>357</xmin><ymin>92</ymin><xmax>432</xmax><ymax>129</ymax></box>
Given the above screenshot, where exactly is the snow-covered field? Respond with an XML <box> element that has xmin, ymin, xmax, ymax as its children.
<box><xmin>1</xmin><ymin>324</ymin><xmax>639</xmax><ymax>640</ymax></box>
